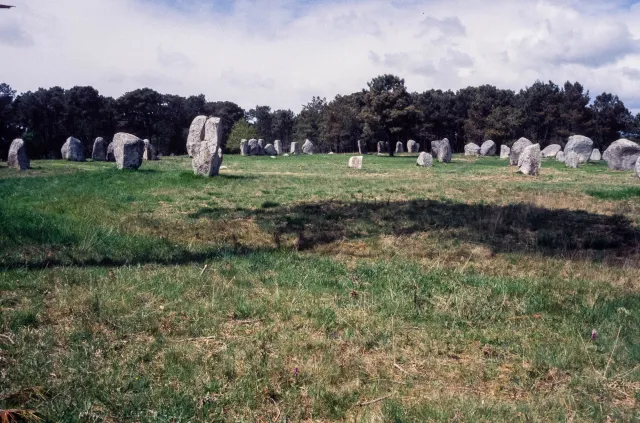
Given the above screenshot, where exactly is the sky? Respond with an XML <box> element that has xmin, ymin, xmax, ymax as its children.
<box><xmin>1</xmin><ymin>0</ymin><xmax>640</xmax><ymax>113</ymax></box>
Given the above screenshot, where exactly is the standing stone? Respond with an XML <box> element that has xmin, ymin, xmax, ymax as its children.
<box><xmin>500</xmin><ymin>145</ymin><xmax>510</xmax><ymax>159</ymax></box>
<box><xmin>480</xmin><ymin>140</ymin><xmax>497</xmax><ymax>156</ymax></box>
<box><xmin>264</xmin><ymin>143</ymin><xmax>277</xmax><ymax>156</ymax></box>
<box><xmin>556</xmin><ymin>151</ymin><xmax>566</xmax><ymax>162</ymax></box>
<box><xmin>541</xmin><ymin>144</ymin><xmax>561</xmax><ymax>158</ymax></box>
<box><xmin>348</xmin><ymin>156</ymin><xmax>363</xmax><ymax>169</ymax></box>
<box><xmin>565</xmin><ymin>152</ymin><xmax>580</xmax><ymax>168</ymax></box>
<box><xmin>518</xmin><ymin>144</ymin><xmax>541</xmax><ymax>176</ymax></box>
<box><xmin>358</xmin><ymin>139</ymin><xmax>367</xmax><ymax>154</ymax></box>
<box><xmin>431</xmin><ymin>140</ymin><xmax>441</xmax><ymax>154</ymax></box>
<box><xmin>240</xmin><ymin>139</ymin><xmax>248</xmax><ymax>156</ymax></box>
<box><xmin>464</xmin><ymin>143</ymin><xmax>480</xmax><ymax>156</ymax></box>
<box><xmin>590</xmin><ymin>149</ymin><xmax>601</xmax><ymax>161</ymax></box>
<box><xmin>192</xmin><ymin>117</ymin><xmax>225</xmax><ymax>177</ymax></box>
<box><xmin>7</xmin><ymin>139</ymin><xmax>30</xmax><ymax>170</ymax></box>
<box><xmin>416</xmin><ymin>152</ymin><xmax>433</xmax><ymax>167</ymax></box>
<box><xmin>92</xmin><ymin>137</ymin><xmax>107</xmax><ymax>161</ymax></box>
<box><xmin>407</xmin><ymin>140</ymin><xmax>419</xmax><ymax>153</ymax></box>
<box><xmin>187</xmin><ymin>116</ymin><xmax>207</xmax><ymax>157</ymax></box>
<box><xmin>395</xmin><ymin>142</ymin><xmax>404</xmax><ymax>154</ymax></box>
<box><xmin>437</xmin><ymin>138</ymin><xmax>452</xmax><ymax>163</ymax></box>
<box><xmin>636</xmin><ymin>156</ymin><xmax>640</xmax><ymax>179</ymax></box>
<box><xmin>106</xmin><ymin>142</ymin><xmax>115</xmax><ymax>161</ymax></box>
<box><xmin>247</xmin><ymin>139</ymin><xmax>263</xmax><ymax>156</ymax></box>
<box><xmin>61</xmin><ymin>137</ymin><xmax>86</xmax><ymax>162</ymax></box>
<box><xmin>302</xmin><ymin>139</ymin><xmax>315</xmax><ymax>154</ymax></box>
<box><xmin>510</xmin><ymin>137</ymin><xmax>533</xmax><ymax>166</ymax></box>
<box><xmin>604</xmin><ymin>139</ymin><xmax>640</xmax><ymax>170</ymax></box>
<box><xmin>274</xmin><ymin>140</ymin><xmax>283</xmax><ymax>155</ymax></box>
<box><xmin>290</xmin><ymin>142</ymin><xmax>301</xmax><ymax>155</ymax></box>
<box><xmin>258</xmin><ymin>139</ymin><xmax>265</xmax><ymax>148</ymax></box>
<box><xmin>564</xmin><ymin>135</ymin><xmax>593</xmax><ymax>163</ymax></box>
<box><xmin>377</xmin><ymin>141</ymin><xmax>386</xmax><ymax>154</ymax></box>
<box><xmin>113</xmin><ymin>133</ymin><xmax>144</xmax><ymax>170</ymax></box>
<box><xmin>143</xmin><ymin>139</ymin><xmax>159</xmax><ymax>160</ymax></box>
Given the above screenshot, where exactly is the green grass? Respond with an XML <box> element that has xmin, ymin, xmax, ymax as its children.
<box><xmin>1</xmin><ymin>154</ymin><xmax>639</xmax><ymax>422</ymax></box>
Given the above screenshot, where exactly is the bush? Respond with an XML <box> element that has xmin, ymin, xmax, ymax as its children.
<box><xmin>226</xmin><ymin>119</ymin><xmax>257</xmax><ymax>154</ymax></box>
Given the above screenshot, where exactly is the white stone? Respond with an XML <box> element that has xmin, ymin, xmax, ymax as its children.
<box><xmin>348</xmin><ymin>156</ymin><xmax>363</xmax><ymax>169</ymax></box>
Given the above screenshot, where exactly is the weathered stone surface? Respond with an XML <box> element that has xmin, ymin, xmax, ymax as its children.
<box><xmin>395</xmin><ymin>142</ymin><xmax>404</xmax><ymax>154</ymax></box>
<box><xmin>431</xmin><ymin>140</ymin><xmax>441</xmax><ymax>154</ymax></box>
<box><xmin>264</xmin><ymin>143</ymin><xmax>277</xmax><ymax>156</ymax></box>
<box><xmin>358</xmin><ymin>139</ymin><xmax>367</xmax><ymax>154</ymax></box>
<box><xmin>605</xmin><ymin>139</ymin><xmax>640</xmax><ymax>170</ymax></box>
<box><xmin>302</xmin><ymin>139</ymin><xmax>315</xmax><ymax>154</ymax></box>
<box><xmin>416</xmin><ymin>152</ymin><xmax>433</xmax><ymax>167</ymax></box>
<box><xmin>290</xmin><ymin>142</ymin><xmax>301</xmax><ymax>155</ymax></box>
<box><xmin>113</xmin><ymin>133</ymin><xmax>144</xmax><ymax>170</ymax></box>
<box><xmin>603</xmin><ymin>145</ymin><xmax>612</xmax><ymax>162</ymax></box>
<box><xmin>92</xmin><ymin>137</ymin><xmax>107</xmax><ymax>161</ymax></box>
<box><xmin>192</xmin><ymin>117</ymin><xmax>224</xmax><ymax>176</ymax></box>
<box><xmin>240</xmin><ymin>139</ymin><xmax>248</xmax><ymax>156</ymax></box>
<box><xmin>143</xmin><ymin>139</ymin><xmax>159</xmax><ymax>160</ymax></box>
<box><xmin>518</xmin><ymin>143</ymin><xmax>541</xmax><ymax>176</ymax></box>
<box><xmin>636</xmin><ymin>156</ymin><xmax>640</xmax><ymax>179</ymax></box>
<box><xmin>407</xmin><ymin>140</ymin><xmax>419</xmax><ymax>153</ymax></box>
<box><xmin>247</xmin><ymin>139</ymin><xmax>263</xmax><ymax>156</ymax></box>
<box><xmin>500</xmin><ymin>145</ymin><xmax>510</xmax><ymax>159</ymax></box>
<box><xmin>7</xmin><ymin>138</ymin><xmax>30</xmax><ymax>170</ymax></box>
<box><xmin>377</xmin><ymin>141</ymin><xmax>386</xmax><ymax>154</ymax></box>
<box><xmin>348</xmin><ymin>156</ymin><xmax>363</xmax><ymax>169</ymax></box>
<box><xmin>510</xmin><ymin>137</ymin><xmax>533</xmax><ymax>166</ymax></box>
<box><xmin>61</xmin><ymin>137</ymin><xmax>85</xmax><ymax>162</ymax></box>
<box><xmin>464</xmin><ymin>143</ymin><xmax>480</xmax><ymax>156</ymax></box>
<box><xmin>437</xmin><ymin>138</ymin><xmax>452</xmax><ymax>163</ymax></box>
<box><xmin>106</xmin><ymin>142</ymin><xmax>115</xmax><ymax>161</ymax></box>
<box><xmin>187</xmin><ymin>115</ymin><xmax>207</xmax><ymax>157</ymax></box>
<box><xmin>480</xmin><ymin>140</ymin><xmax>497</xmax><ymax>156</ymax></box>
<box><xmin>565</xmin><ymin>151</ymin><xmax>580</xmax><ymax>168</ymax></box>
<box><xmin>274</xmin><ymin>140</ymin><xmax>282</xmax><ymax>155</ymax></box>
<box><xmin>565</xmin><ymin>135</ymin><xmax>593</xmax><ymax>163</ymax></box>
<box><xmin>541</xmin><ymin>144</ymin><xmax>561</xmax><ymax>158</ymax></box>
<box><xmin>590</xmin><ymin>149</ymin><xmax>601</xmax><ymax>161</ymax></box>
<box><xmin>556</xmin><ymin>151</ymin><xmax>565</xmax><ymax>162</ymax></box>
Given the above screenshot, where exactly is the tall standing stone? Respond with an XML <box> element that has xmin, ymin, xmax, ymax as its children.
<box><xmin>240</xmin><ymin>139</ymin><xmax>248</xmax><ymax>156</ymax></box>
<box><xmin>565</xmin><ymin>152</ymin><xmax>580</xmax><ymax>168</ymax></box>
<box><xmin>437</xmin><ymin>138</ymin><xmax>452</xmax><ymax>163</ymax></box>
<box><xmin>358</xmin><ymin>139</ymin><xmax>367</xmax><ymax>154</ymax></box>
<box><xmin>564</xmin><ymin>135</ymin><xmax>593</xmax><ymax>163</ymax></box>
<box><xmin>604</xmin><ymin>139</ymin><xmax>640</xmax><ymax>170</ymax></box>
<box><xmin>290</xmin><ymin>142</ymin><xmax>301</xmax><ymax>155</ymax></box>
<box><xmin>113</xmin><ymin>133</ymin><xmax>145</xmax><ymax>170</ymax></box>
<box><xmin>348</xmin><ymin>156</ymin><xmax>363</xmax><ymax>169</ymax></box>
<box><xmin>416</xmin><ymin>152</ymin><xmax>433</xmax><ymax>167</ymax></box>
<box><xmin>61</xmin><ymin>137</ymin><xmax>86</xmax><ymax>162</ymax></box>
<box><xmin>464</xmin><ymin>143</ymin><xmax>480</xmax><ymax>156</ymax></box>
<box><xmin>302</xmin><ymin>139</ymin><xmax>315</xmax><ymax>154</ymax></box>
<box><xmin>541</xmin><ymin>144</ymin><xmax>561</xmax><ymax>158</ymax></box>
<box><xmin>187</xmin><ymin>116</ymin><xmax>207</xmax><ymax>158</ymax></box>
<box><xmin>500</xmin><ymin>145</ymin><xmax>510</xmax><ymax>159</ymax></box>
<box><xmin>274</xmin><ymin>140</ymin><xmax>283</xmax><ymax>155</ymax></box>
<box><xmin>510</xmin><ymin>137</ymin><xmax>533</xmax><ymax>166</ymax></box>
<box><xmin>92</xmin><ymin>137</ymin><xmax>107</xmax><ymax>161</ymax></box>
<box><xmin>7</xmin><ymin>139</ymin><xmax>30</xmax><ymax>170</ymax></box>
<box><xmin>192</xmin><ymin>117</ymin><xmax>225</xmax><ymax>177</ymax></box>
<box><xmin>407</xmin><ymin>140</ymin><xmax>419</xmax><ymax>153</ymax></box>
<box><xmin>143</xmin><ymin>139</ymin><xmax>159</xmax><ymax>160</ymax></box>
<box><xmin>395</xmin><ymin>142</ymin><xmax>405</xmax><ymax>154</ymax></box>
<box><xmin>518</xmin><ymin>144</ymin><xmax>541</xmax><ymax>176</ymax></box>
<box><xmin>480</xmin><ymin>140</ymin><xmax>497</xmax><ymax>156</ymax></box>
<box><xmin>590</xmin><ymin>149</ymin><xmax>601</xmax><ymax>161</ymax></box>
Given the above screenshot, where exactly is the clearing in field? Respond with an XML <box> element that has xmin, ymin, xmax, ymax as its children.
<box><xmin>1</xmin><ymin>154</ymin><xmax>639</xmax><ymax>422</ymax></box>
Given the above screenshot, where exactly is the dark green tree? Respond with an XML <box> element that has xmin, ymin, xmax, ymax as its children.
<box><xmin>589</xmin><ymin>93</ymin><xmax>633</xmax><ymax>149</ymax></box>
<box><xmin>271</xmin><ymin>109</ymin><xmax>295</xmax><ymax>146</ymax></box>
<box><xmin>247</xmin><ymin>105</ymin><xmax>273</xmax><ymax>141</ymax></box>
<box><xmin>294</xmin><ymin>96</ymin><xmax>326</xmax><ymax>143</ymax></box>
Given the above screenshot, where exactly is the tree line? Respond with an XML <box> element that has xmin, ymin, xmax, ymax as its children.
<box><xmin>1</xmin><ymin>75</ymin><xmax>639</xmax><ymax>159</ymax></box>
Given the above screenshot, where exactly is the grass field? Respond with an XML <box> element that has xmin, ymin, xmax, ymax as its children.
<box><xmin>1</xmin><ymin>154</ymin><xmax>639</xmax><ymax>422</ymax></box>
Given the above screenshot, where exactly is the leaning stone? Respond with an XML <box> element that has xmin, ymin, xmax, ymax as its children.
<box><xmin>143</xmin><ymin>139</ymin><xmax>159</xmax><ymax>160</ymax></box>
<box><xmin>274</xmin><ymin>140</ymin><xmax>283</xmax><ymax>155</ymax></box>
<box><xmin>106</xmin><ymin>142</ymin><xmax>115</xmax><ymax>161</ymax></box>
<box><xmin>464</xmin><ymin>143</ymin><xmax>480</xmax><ymax>156</ymax></box>
<box><xmin>510</xmin><ymin>137</ymin><xmax>533</xmax><ymax>166</ymax></box>
<box><xmin>518</xmin><ymin>143</ymin><xmax>541</xmax><ymax>176</ymax></box>
<box><xmin>541</xmin><ymin>144</ymin><xmax>561</xmax><ymax>158</ymax></box>
<box><xmin>187</xmin><ymin>116</ymin><xmax>207</xmax><ymax>157</ymax></box>
<box><xmin>480</xmin><ymin>140</ymin><xmax>497</xmax><ymax>156</ymax></box>
<box><xmin>348</xmin><ymin>156</ymin><xmax>363</xmax><ymax>169</ymax></box>
<box><xmin>605</xmin><ymin>139</ymin><xmax>640</xmax><ymax>170</ymax></box>
<box><xmin>290</xmin><ymin>142</ymin><xmax>301</xmax><ymax>155</ymax></box>
<box><xmin>395</xmin><ymin>142</ymin><xmax>404</xmax><ymax>154</ymax></box>
<box><xmin>264</xmin><ymin>143</ymin><xmax>277</xmax><ymax>156</ymax></box>
<box><xmin>92</xmin><ymin>137</ymin><xmax>107</xmax><ymax>161</ymax></box>
<box><xmin>590</xmin><ymin>149</ymin><xmax>601</xmax><ymax>161</ymax></box>
<box><xmin>407</xmin><ymin>139</ymin><xmax>419</xmax><ymax>153</ymax></box>
<box><xmin>556</xmin><ymin>151</ymin><xmax>565</xmax><ymax>162</ymax></box>
<box><xmin>565</xmin><ymin>135</ymin><xmax>593</xmax><ymax>163</ymax></box>
<box><xmin>358</xmin><ymin>139</ymin><xmax>367</xmax><ymax>154</ymax></box>
<box><xmin>61</xmin><ymin>137</ymin><xmax>86</xmax><ymax>162</ymax></box>
<box><xmin>7</xmin><ymin>138</ymin><xmax>30</xmax><ymax>170</ymax></box>
<box><xmin>416</xmin><ymin>152</ymin><xmax>433</xmax><ymax>167</ymax></box>
<box><xmin>565</xmin><ymin>151</ymin><xmax>580</xmax><ymax>168</ymax></box>
<box><xmin>302</xmin><ymin>139</ymin><xmax>315</xmax><ymax>154</ymax></box>
<box><xmin>192</xmin><ymin>117</ymin><xmax>224</xmax><ymax>176</ymax></box>
<box><xmin>113</xmin><ymin>133</ymin><xmax>144</xmax><ymax>170</ymax></box>
<box><xmin>437</xmin><ymin>138</ymin><xmax>452</xmax><ymax>163</ymax></box>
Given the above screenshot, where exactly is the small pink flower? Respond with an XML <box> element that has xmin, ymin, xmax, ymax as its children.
<box><xmin>591</xmin><ymin>329</ymin><xmax>597</xmax><ymax>341</ymax></box>
<box><xmin>293</xmin><ymin>367</ymin><xmax>299</xmax><ymax>377</ymax></box>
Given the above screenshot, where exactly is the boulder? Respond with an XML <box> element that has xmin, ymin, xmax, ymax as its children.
<box><xmin>186</xmin><ymin>115</ymin><xmax>207</xmax><ymax>157</ymax></box>
<box><xmin>61</xmin><ymin>137</ymin><xmax>86</xmax><ymax>162</ymax></box>
<box><xmin>192</xmin><ymin>117</ymin><xmax>225</xmax><ymax>176</ymax></box>
<box><xmin>92</xmin><ymin>137</ymin><xmax>107</xmax><ymax>161</ymax></box>
<box><xmin>113</xmin><ymin>133</ymin><xmax>144</xmax><ymax>170</ymax></box>
<box><xmin>274</xmin><ymin>140</ymin><xmax>283</xmax><ymax>155</ymax></box>
<box><xmin>290</xmin><ymin>142</ymin><xmax>301</xmax><ymax>155</ymax></box>
<box><xmin>480</xmin><ymin>140</ymin><xmax>496</xmax><ymax>156</ymax></box>
<box><xmin>240</xmin><ymin>139</ymin><xmax>248</xmax><ymax>156</ymax></box>
<box><xmin>264</xmin><ymin>143</ymin><xmax>277</xmax><ymax>156</ymax></box>
<box><xmin>556</xmin><ymin>151</ymin><xmax>565</xmax><ymax>162</ymax></box>
<box><xmin>7</xmin><ymin>138</ymin><xmax>30</xmax><ymax>170</ymax></box>
<box><xmin>348</xmin><ymin>156</ymin><xmax>363</xmax><ymax>169</ymax></box>
<box><xmin>437</xmin><ymin>138</ymin><xmax>452</xmax><ymax>163</ymax></box>
<box><xmin>302</xmin><ymin>139</ymin><xmax>315</xmax><ymax>154</ymax></box>
<box><xmin>416</xmin><ymin>152</ymin><xmax>433</xmax><ymax>167</ymax></box>
<box><xmin>541</xmin><ymin>144</ymin><xmax>561</xmax><ymax>158</ymax></box>
<box><xmin>636</xmin><ymin>156</ymin><xmax>640</xmax><ymax>179</ymax></box>
<box><xmin>106</xmin><ymin>142</ymin><xmax>115</xmax><ymax>161</ymax></box>
<box><xmin>357</xmin><ymin>139</ymin><xmax>367</xmax><ymax>154</ymax></box>
<box><xmin>565</xmin><ymin>151</ymin><xmax>580</xmax><ymax>168</ymax></box>
<box><xmin>143</xmin><ymin>139</ymin><xmax>159</xmax><ymax>160</ymax></box>
<box><xmin>395</xmin><ymin>142</ymin><xmax>405</xmax><ymax>154</ymax></box>
<box><xmin>590</xmin><ymin>149</ymin><xmax>601</xmax><ymax>161</ymax></box>
<box><xmin>510</xmin><ymin>137</ymin><xmax>533</xmax><ymax>166</ymax></box>
<box><xmin>604</xmin><ymin>139</ymin><xmax>640</xmax><ymax>170</ymax></box>
<box><xmin>564</xmin><ymin>135</ymin><xmax>593</xmax><ymax>163</ymax></box>
<box><xmin>247</xmin><ymin>139</ymin><xmax>263</xmax><ymax>156</ymax></box>
<box><xmin>500</xmin><ymin>145</ymin><xmax>510</xmax><ymax>159</ymax></box>
<box><xmin>518</xmin><ymin>143</ymin><xmax>541</xmax><ymax>176</ymax></box>
<box><xmin>407</xmin><ymin>140</ymin><xmax>419</xmax><ymax>153</ymax></box>
<box><xmin>464</xmin><ymin>143</ymin><xmax>480</xmax><ymax>156</ymax></box>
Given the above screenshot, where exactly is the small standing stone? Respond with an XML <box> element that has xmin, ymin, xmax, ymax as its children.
<box><xmin>407</xmin><ymin>140</ymin><xmax>419</xmax><ymax>153</ymax></box>
<box><xmin>431</xmin><ymin>140</ymin><xmax>441</xmax><ymax>154</ymax></box>
<box><xmin>7</xmin><ymin>138</ymin><xmax>30</xmax><ymax>170</ymax></box>
<box><xmin>264</xmin><ymin>143</ymin><xmax>277</xmax><ymax>156</ymax></box>
<box><xmin>500</xmin><ymin>145</ymin><xmax>510</xmax><ymax>159</ymax></box>
<box><xmin>143</xmin><ymin>139</ymin><xmax>159</xmax><ymax>160</ymax></box>
<box><xmin>258</xmin><ymin>139</ymin><xmax>265</xmax><ymax>148</ymax></box>
<box><xmin>590</xmin><ymin>149</ymin><xmax>601</xmax><ymax>161</ymax></box>
<box><xmin>348</xmin><ymin>156</ymin><xmax>363</xmax><ymax>169</ymax></box>
<box><xmin>290</xmin><ymin>142</ymin><xmax>301</xmax><ymax>155</ymax></box>
<box><xmin>464</xmin><ymin>143</ymin><xmax>480</xmax><ymax>156</ymax></box>
<box><xmin>518</xmin><ymin>143</ymin><xmax>541</xmax><ymax>176</ymax></box>
<box><xmin>247</xmin><ymin>139</ymin><xmax>263</xmax><ymax>156</ymax></box>
<box><xmin>92</xmin><ymin>137</ymin><xmax>107</xmax><ymax>161</ymax></box>
<box><xmin>113</xmin><ymin>133</ymin><xmax>145</xmax><ymax>170</ymax></box>
<box><xmin>358</xmin><ymin>139</ymin><xmax>367</xmax><ymax>154</ymax></box>
<box><xmin>240</xmin><ymin>139</ymin><xmax>248</xmax><ymax>156</ymax></box>
<box><xmin>565</xmin><ymin>151</ymin><xmax>580</xmax><ymax>168</ymax></box>
<box><xmin>395</xmin><ymin>142</ymin><xmax>404</xmax><ymax>154</ymax></box>
<box><xmin>480</xmin><ymin>140</ymin><xmax>497</xmax><ymax>156</ymax></box>
<box><xmin>61</xmin><ymin>137</ymin><xmax>86</xmax><ymax>162</ymax></box>
<box><xmin>416</xmin><ymin>152</ymin><xmax>433</xmax><ymax>167</ymax></box>
<box><xmin>302</xmin><ymin>139</ymin><xmax>315</xmax><ymax>154</ymax></box>
<box><xmin>106</xmin><ymin>142</ymin><xmax>115</xmax><ymax>161</ymax></box>
<box><xmin>437</xmin><ymin>138</ymin><xmax>452</xmax><ymax>163</ymax></box>
<box><xmin>510</xmin><ymin>137</ymin><xmax>533</xmax><ymax>166</ymax></box>
<box><xmin>274</xmin><ymin>140</ymin><xmax>283</xmax><ymax>155</ymax></box>
<box><xmin>377</xmin><ymin>141</ymin><xmax>386</xmax><ymax>154</ymax></box>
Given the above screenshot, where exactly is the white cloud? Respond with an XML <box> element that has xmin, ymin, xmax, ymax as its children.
<box><xmin>1</xmin><ymin>0</ymin><xmax>639</xmax><ymax>114</ymax></box>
